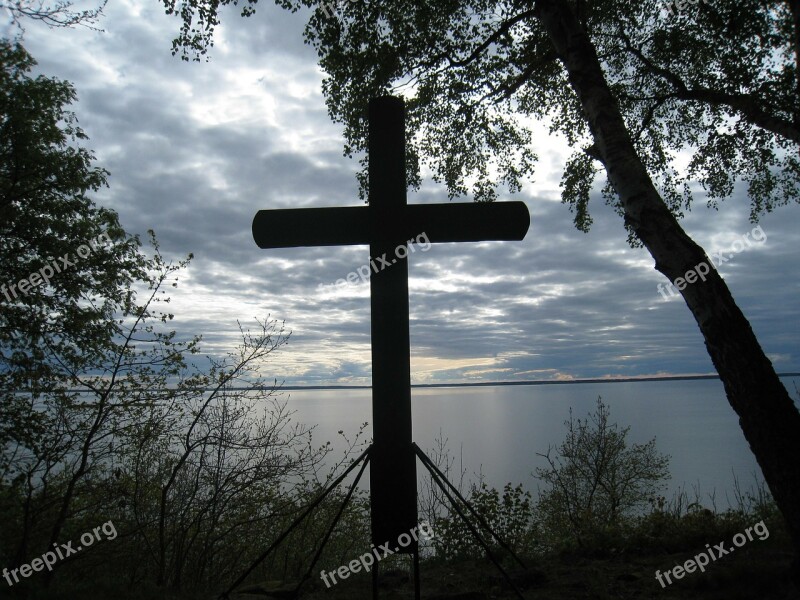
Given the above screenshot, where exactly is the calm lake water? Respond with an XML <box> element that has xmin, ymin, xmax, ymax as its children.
<box><xmin>283</xmin><ymin>377</ymin><xmax>800</xmax><ymax>509</ymax></box>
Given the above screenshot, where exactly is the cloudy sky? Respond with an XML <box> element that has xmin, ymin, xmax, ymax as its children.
<box><xmin>11</xmin><ymin>0</ymin><xmax>800</xmax><ymax>387</ymax></box>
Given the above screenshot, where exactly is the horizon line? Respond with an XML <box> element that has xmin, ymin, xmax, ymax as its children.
<box><xmin>9</xmin><ymin>373</ymin><xmax>798</xmax><ymax>395</ymax></box>
<box><xmin>275</xmin><ymin>372</ymin><xmax>800</xmax><ymax>391</ymax></box>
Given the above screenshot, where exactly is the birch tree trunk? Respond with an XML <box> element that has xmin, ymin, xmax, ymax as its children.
<box><xmin>534</xmin><ymin>0</ymin><xmax>800</xmax><ymax>575</ymax></box>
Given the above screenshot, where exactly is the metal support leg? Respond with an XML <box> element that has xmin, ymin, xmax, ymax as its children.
<box><xmin>220</xmin><ymin>446</ymin><xmax>372</xmax><ymax>599</ymax></box>
<box><xmin>414</xmin><ymin>443</ymin><xmax>526</xmax><ymax>600</ymax></box>
<box><xmin>414</xmin><ymin>443</ymin><xmax>526</xmax><ymax>569</ymax></box>
<box><xmin>372</xmin><ymin>559</ymin><xmax>379</xmax><ymax>600</ymax></box>
<box><xmin>295</xmin><ymin>454</ymin><xmax>371</xmax><ymax>596</ymax></box>
<box><xmin>413</xmin><ymin>549</ymin><xmax>421</xmax><ymax>600</ymax></box>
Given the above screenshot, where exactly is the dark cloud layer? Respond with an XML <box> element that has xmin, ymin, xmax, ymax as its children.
<box><xmin>17</xmin><ymin>0</ymin><xmax>799</xmax><ymax>385</ymax></box>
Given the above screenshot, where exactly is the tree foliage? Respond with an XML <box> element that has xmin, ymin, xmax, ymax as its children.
<box><xmin>0</xmin><ymin>39</ymin><xmax>145</xmax><ymax>367</ymax></box>
<box><xmin>161</xmin><ymin>0</ymin><xmax>798</xmax><ymax>228</ymax></box>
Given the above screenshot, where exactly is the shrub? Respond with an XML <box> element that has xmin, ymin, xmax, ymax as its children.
<box><xmin>534</xmin><ymin>397</ymin><xmax>670</xmax><ymax>552</ymax></box>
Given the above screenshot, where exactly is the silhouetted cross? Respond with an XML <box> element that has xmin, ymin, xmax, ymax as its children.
<box><xmin>252</xmin><ymin>96</ymin><xmax>530</xmax><ymax>550</ymax></box>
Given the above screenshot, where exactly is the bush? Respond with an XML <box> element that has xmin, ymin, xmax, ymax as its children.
<box><xmin>432</xmin><ymin>481</ymin><xmax>536</xmax><ymax>561</ymax></box>
<box><xmin>534</xmin><ymin>397</ymin><xmax>670</xmax><ymax>552</ymax></box>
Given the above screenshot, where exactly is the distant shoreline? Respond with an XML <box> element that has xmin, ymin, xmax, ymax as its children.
<box><xmin>45</xmin><ymin>372</ymin><xmax>799</xmax><ymax>394</ymax></box>
<box><xmin>276</xmin><ymin>373</ymin><xmax>800</xmax><ymax>391</ymax></box>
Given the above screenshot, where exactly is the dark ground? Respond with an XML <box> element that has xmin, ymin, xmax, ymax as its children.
<box><xmin>232</xmin><ymin>544</ymin><xmax>799</xmax><ymax>600</ymax></box>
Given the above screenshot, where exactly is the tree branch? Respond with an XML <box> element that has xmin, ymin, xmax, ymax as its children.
<box><xmin>618</xmin><ymin>29</ymin><xmax>800</xmax><ymax>145</ymax></box>
<box><xmin>443</xmin><ymin>9</ymin><xmax>537</xmax><ymax>68</ymax></box>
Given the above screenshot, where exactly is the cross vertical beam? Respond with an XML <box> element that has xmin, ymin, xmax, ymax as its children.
<box><xmin>368</xmin><ymin>97</ymin><xmax>417</xmax><ymax>550</ymax></box>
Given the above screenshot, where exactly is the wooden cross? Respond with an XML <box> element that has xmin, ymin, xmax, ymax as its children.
<box><xmin>252</xmin><ymin>96</ymin><xmax>530</xmax><ymax>550</ymax></box>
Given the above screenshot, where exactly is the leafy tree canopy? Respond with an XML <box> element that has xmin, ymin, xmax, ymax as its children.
<box><xmin>163</xmin><ymin>0</ymin><xmax>799</xmax><ymax>234</ymax></box>
<box><xmin>0</xmin><ymin>40</ymin><xmax>151</xmax><ymax>446</ymax></box>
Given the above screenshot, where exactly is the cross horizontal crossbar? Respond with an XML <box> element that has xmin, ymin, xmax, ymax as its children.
<box><xmin>252</xmin><ymin>201</ymin><xmax>530</xmax><ymax>249</ymax></box>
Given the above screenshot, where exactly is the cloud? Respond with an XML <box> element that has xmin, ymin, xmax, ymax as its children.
<box><xmin>17</xmin><ymin>0</ymin><xmax>800</xmax><ymax>386</ymax></box>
